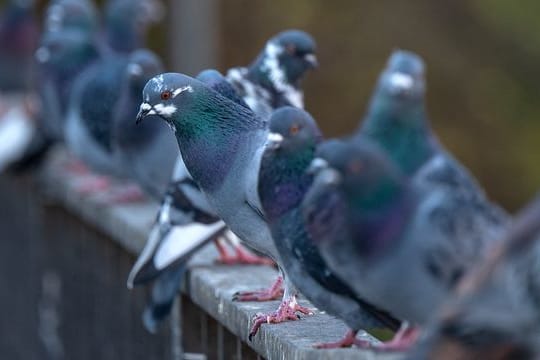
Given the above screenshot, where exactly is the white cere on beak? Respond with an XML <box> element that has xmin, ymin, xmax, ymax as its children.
<box><xmin>267</xmin><ymin>132</ymin><xmax>284</xmax><ymax>144</ymax></box>
<box><xmin>154</xmin><ymin>103</ymin><xmax>178</xmax><ymax>117</ymax></box>
<box><xmin>140</xmin><ymin>102</ymin><xmax>153</xmax><ymax>113</ymax></box>
<box><xmin>35</xmin><ymin>47</ymin><xmax>51</xmax><ymax>63</ymax></box>
<box><xmin>304</xmin><ymin>53</ymin><xmax>318</xmax><ymax>66</ymax></box>
<box><xmin>127</xmin><ymin>63</ymin><xmax>143</xmax><ymax>77</ymax></box>
<box><xmin>388</xmin><ymin>72</ymin><xmax>414</xmax><ymax>93</ymax></box>
<box><xmin>172</xmin><ymin>85</ymin><xmax>193</xmax><ymax>98</ymax></box>
<box><xmin>320</xmin><ymin>168</ymin><xmax>341</xmax><ymax>185</ymax></box>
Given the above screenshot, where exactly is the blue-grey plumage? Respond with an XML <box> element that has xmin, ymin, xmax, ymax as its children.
<box><xmin>0</xmin><ymin>0</ymin><xmax>38</xmax><ymax>93</ymax></box>
<box><xmin>258</xmin><ymin>107</ymin><xmax>400</xmax><ymax>347</ymax></box>
<box><xmin>137</xmin><ymin>72</ymin><xmax>317</xmax><ymax>339</ymax></box>
<box><xmin>409</xmin><ymin>194</ymin><xmax>540</xmax><ymax>360</ymax></box>
<box><xmin>111</xmin><ymin>49</ymin><xmax>178</xmax><ymax>200</ymax></box>
<box><xmin>304</xmin><ymin>137</ymin><xmax>508</xmax><ymax>345</ymax></box>
<box><xmin>104</xmin><ymin>0</ymin><xmax>162</xmax><ymax>54</ymax></box>
<box><xmin>226</xmin><ymin>29</ymin><xmax>317</xmax><ymax>119</ymax></box>
<box><xmin>43</xmin><ymin>0</ymin><xmax>99</xmax><ymax>36</ymax></box>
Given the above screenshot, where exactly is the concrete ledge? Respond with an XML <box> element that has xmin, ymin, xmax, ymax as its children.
<box><xmin>39</xmin><ymin>148</ymin><xmax>403</xmax><ymax>360</ymax></box>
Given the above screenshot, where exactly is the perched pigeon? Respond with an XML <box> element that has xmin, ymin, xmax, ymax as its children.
<box><xmin>258</xmin><ymin>107</ymin><xmax>400</xmax><ymax>347</ymax></box>
<box><xmin>0</xmin><ymin>0</ymin><xmax>38</xmax><ymax>93</ymax></box>
<box><xmin>127</xmin><ymin>69</ymin><xmax>249</xmax><ymax>332</ymax></box>
<box><xmin>303</xmin><ymin>137</ymin><xmax>507</xmax><ymax>351</ymax></box>
<box><xmin>226</xmin><ymin>29</ymin><xmax>317</xmax><ymax>120</ymax></box>
<box><xmin>111</xmin><ymin>49</ymin><xmax>177</xmax><ymax>200</ymax></box>
<box><xmin>104</xmin><ymin>0</ymin><xmax>163</xmax><ymax>54</ymax></box>
<box><xmin>136</xmin><ymin>73</ymin><xmax>313</xmax><ymax>340</ymax></box>
<box><xmin>44</xmin><ymin>0</ymin><xmax>99</xmax><ymax>36</ymax></box>
<box><xmin>408</xmin><ymin>195</ymin><xmax>540</xmax><ymax>360</ymax></box>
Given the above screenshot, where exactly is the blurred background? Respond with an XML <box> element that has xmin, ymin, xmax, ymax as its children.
<box><xmin>6</xmin><ymin>0</ymin><xmax>540</xmax><ymax>210</ymax></box>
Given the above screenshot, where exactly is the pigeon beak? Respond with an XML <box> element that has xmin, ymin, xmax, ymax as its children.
<box><xmin>136</xmin><ymin>103</ymin><xmax>153</xmax><ymax>124</ymax></box>
<box><xmin>304</xmin><ymin>53</ymin><xmax>319</xmax><ymax>69</ymax></box>
<box><xmin>317</xmin><ymin>167</ymin><xmax>342</xmax><ymax>185</ymax></box>
<box><xmin>266</xmin><ymin>132</ymin><xmax>284</xmax><ymax>149</ymax></box>
<box><xmin>307</xmin><ymin>157</ymin><xmax>328</xmax><ymax>175</ymax></box>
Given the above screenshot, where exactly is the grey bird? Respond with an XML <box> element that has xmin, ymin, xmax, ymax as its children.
<box><xmin>226</xmin><ymin>29</ymin><xmax>318</xmax><ymax>120</ymax></box>
<box><xmin>258</xmin><ymin>106</ymin><xmax>400</xmax><ymax>347</ymax></box>
<box><xmin>303</xmin><ymin>136</ymin><xmax>508</xmax><ymax>351</ymax></box>
<box><xmin>136</xmin><ymin>72</ymin><xmax>313</xmax><ymax>340</ymax></box>
<box><xmin>408</xmin><ymin>194</ymin><xmax>540</xmax><ymax>360</ymax></box>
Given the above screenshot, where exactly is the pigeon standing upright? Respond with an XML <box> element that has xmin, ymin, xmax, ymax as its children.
<box><xmin>136</xmin><ymin>72</ymin><xmax>317</xmax><ymax>340</ymax></box>
<box><xmin>226</xmin><ymin>29</ymin><xmax>318</xmax><ymax>120</ymax></box>
<box><xmin>408</xmin><ymin>194</ymin><xmax>540</xmax><ymax>360</ymax></box>
<box><xmin>304</xmin><ymin>130</ymin><xmax>508</xmax><ymax>350</ymax></box>
<box><xmin>257</xmin><ymin>106</ymin><xmax>400</xmax><ymax>346</ymax></box>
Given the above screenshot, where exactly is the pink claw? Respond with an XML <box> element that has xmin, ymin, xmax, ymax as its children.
<box><xmin>214</xmin><ymin>238</ymin><xmax>275</xmax><ymax>266</ymax></box>
<box><xmin>232</xmin><ymin>276</ymin><xmax>284</xmax><ymax>302</ymax></box>
<box><xmin>248</xmin><ymin>295</ymin><xmax>313</xmax><ymax>340</ymax></box>
<box><xmin>314</xmin><ymin>329</ymin><xmax>368</xmax><ymax>349</ymax></box>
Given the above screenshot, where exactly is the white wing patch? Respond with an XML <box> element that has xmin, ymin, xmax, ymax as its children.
<box><xmin>154</xmin><ymin>221</ymin><xmax>227</xmax><ymax>270</ymax></box>
<box><xmin>261</xmin><ymin>42</ymin><xmax>304</xmax><ymax>108</ymax></box>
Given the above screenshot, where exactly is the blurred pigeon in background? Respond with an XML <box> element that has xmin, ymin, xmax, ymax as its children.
<box><xmin>257</xmin><ymin>106</ymin><xmax>400</xmax><ymax>346</ymax></box>
<box><xmin>0</xmin><ymin>0</ymin><xmax>38</xmax><ymax>172</ymax></box>
<box><xmin>408</xmin><ymin>194</ymin><xmax>540</xmax><ymax>360</ymax></box>
<box><xmin>304</xmin><ymin>132</ymin><xmax>508</xmax><ymax>351</ymax></box>
<box><xmin>44</xmin><ymin>0</ymin><xmax>99</xmax><ymax>36</ymax></box>
<box><xmin>227</xmin><ymin>29</ymin><xmax>318</xmax><ymax>120</ymax></box>
<box><xmin>136</xmin><ymin>73</ymin><xmax>315</xmax><ymax>340</ymax></box>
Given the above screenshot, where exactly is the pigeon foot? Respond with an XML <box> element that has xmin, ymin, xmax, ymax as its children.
<box><xmin>313</xmin><ymin>329</ymin><xmax>366</xmax><ymax>349</ymax></box>
<box><xmin>248</xmin><ymin>295</ymin><xmax>313</xmax><ymax>341</ymax></box>
<box><xmin>215</xmin><ymin>238</ymin><xmax>274</xmax><ymax>265</ymax></box>
<box><xmin>357</xmin><ymin>324</ymin><xmax>420</xmax><ymax>352</ymax></box>
<box><xmin>232</xmin><ymin>276</ymin><xmax>284</xmax><ymax>302</ymax></box>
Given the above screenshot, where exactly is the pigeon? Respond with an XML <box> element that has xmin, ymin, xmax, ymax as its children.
<box><xmin>0</xmin><ymin>0</ymin><xmax>38</xmax><ymax>94</ymax></box>
<box><xmin>408</xmin><ymin>194</ymin><xmax>540</xmax><ymax>360</ymax></box>
<box><xmin>111</xmin><ymin>49</ymin><xmax>177</xmax><ymax>200</ymax></box>
<box><xmin>136</xmin><ymin>72</ymin><xmax>314</xmax><ymax>340</ymax></box>
<box><xmin>0</xmin><ymin>0</ymin><xmax>38</xmax><ymax>173</ymax></box>
<box><xmin>257</xmin><ymin>106</ymin><xmax>400</xmax><ymax>347</ymax></box>
<box><xmin>104</xmin><ymin>0</ymin><xmax>163</xmax><ymax>54</ymax></box>
<box><xmin>43</xmin><ymin>0</ymin><xmax>99</xmax><ymax>36</ymax></box>
<box><xmin>226</xmin><ymin>29</ymin><xmax>318</xmax><ymax>120</ymax></box>
<box><xmin>303</xmin><ymin>135</ymin><xmax>508</xmax><ymax>351</ymax></box>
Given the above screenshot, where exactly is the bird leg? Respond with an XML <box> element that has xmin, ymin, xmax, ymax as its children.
<box><xmin>355</xmin><ymin>323</ymin><xmax>420</xmax><ymax>352</ymax></box>
<box><xmin>232</xmin><ymin>275</ymin><xmax>284</xmax><ymax>301</ymax></box>
<box><xmin>313</xmin><ymin>329</ymin><xmax>366</xmax><ymax>349</ymax></box>
<box><xmin>248</xmin><ymin>294</ymin><xmax>313</xmax><ymax>341</ymax></box>
<box><xmin>214</xmin><ymin>232</ymin><xmax>274</xmax><ymax>266</ymax></box>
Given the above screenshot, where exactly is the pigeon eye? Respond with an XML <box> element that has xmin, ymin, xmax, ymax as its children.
<box><xmin>289</xmin><ymin>124</ymin><xmax>300</xmax><ymax>135</ymax></box>
<box><xmin>286</xmin><ymin>44</ymin><xmax>296</xmax><ymax>55</ymax></box>
<box><xmin>161</xmin><ymin>90</ymin><xmax>172</xmax><ymax>100</ymax></box>
<box><xmin>349</xmin><ymin>161</ymin><xmax>363</xmax><ymax>174</ymax></box>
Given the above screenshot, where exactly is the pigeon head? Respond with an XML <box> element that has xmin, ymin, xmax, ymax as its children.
<box><xmin>307</xmin><ymin>139</ymin><xmax>412</xmax><ymax>259</ymax></box>
<box><xmin>137</xmin><ymin>73</ymin><xmax>258</xmax><ymax>134</ymax></box>
<box><xmin>360</xmin><ymin>50</ymin><xmax>435</xmax><ymax>175</ymax></box>
<box><xmin>266</xmin><ymin>106</ymin><xmax>321</xmax><ymax>153</ymax></box>
<box><xmin>125</xmin><ymin>49</ymin><xmax>164</xmax><ymax>95</ymax></box>
<box><xmin>373</xmin><ymin>50</ymin><xmax>426</xmax><ymax>115</ymax></box>
<box><xmin>250</xmin><ymin>29</ymin><xmax>317</xmax><ymax>96</ymax></box>
<box><xmin>259</xmin><ymin>107</ymin><xmax>321</xmax><ymax>220</ymax></box>
<box><xmin>105</xmin><ymin>0</ymin><xmax>163</xmax><ymax>53</ymax></box>
<box><xmin>44</xmin><ymin>0</ymin><xmax>98</xmax><ymax>35</ymax></box>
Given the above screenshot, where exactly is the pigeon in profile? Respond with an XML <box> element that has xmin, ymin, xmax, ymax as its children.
<box><xmin>258</xmin><ymin>106</ymin><xmax>400</xmax><ymax>347</ymax></box>
<box><xmin>408</xmin><ymin>195</ymin><xmax>540</xmax><ymax>360</ymax></box>
<box><xmin>111</xmin><ymin>49</ymin><xmax>177</xmax><ymax>200</ymax></box>
<box><xmin>43</xmin><ymin>0</ymin><xmax>99</xmax><ymax>36</ymax></box>
<box><xmin>104</xmin><ymin>0</ymin><xmax>163</xmax><ymax>54</ymax></box>
<box><xmin>226</xmin><ymin>29</ymin><xmax>318</xmax><ymax>120</ymax></box>
<box><xmin>128</xmin><ymin>69</ymin><xmax>264</xmax><ymax>332</ymax></box>
<box><xmin>303</xmin><ymin>136</ymin><xmax>508</xmax><ymax>351</ymax></box>
<box><xmin>136</xmin><ymin>72</ymin><xmax>315</xmax><ymax>340</ymax></box>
